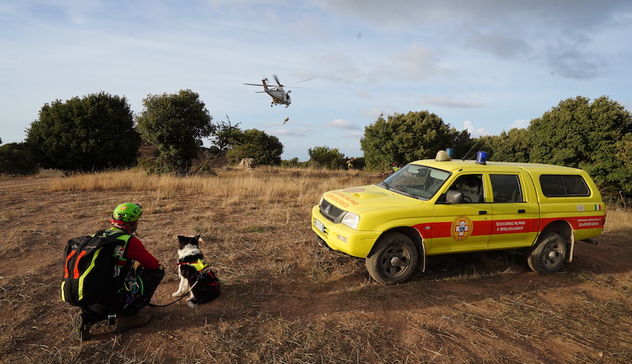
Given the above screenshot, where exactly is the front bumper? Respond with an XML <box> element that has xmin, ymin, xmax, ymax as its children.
<box><xmin>311</xmin><ymin>205</ymin><xmax>379</xmax><ymax>258</ymax></box>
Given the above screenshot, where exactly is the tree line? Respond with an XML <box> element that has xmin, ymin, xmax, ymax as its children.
<box><xmin>1</xmin><ymin>90</ymin><xmax>284</xmax><ymax>175</ymax></box>
<box><xmin>1</xmin><ymin>91</ymin><xmax>630</xmax><ymax>201</ymax></box>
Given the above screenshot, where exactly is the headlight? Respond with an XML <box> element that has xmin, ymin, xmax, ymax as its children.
<box><xmin>341</xmin><ymin>211</ymin><xmax>360</xmax><ymax>230</ymax></box>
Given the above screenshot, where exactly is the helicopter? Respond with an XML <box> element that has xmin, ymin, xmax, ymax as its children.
<box><xmin>243</xmin><ymin>75</ymin><xmax>295</xmax><ymax>108</ymax></box>
<box><xmin>244</xmin><ymin>75</ymin><xmax>291</xmax><ymax>107</ymax></box>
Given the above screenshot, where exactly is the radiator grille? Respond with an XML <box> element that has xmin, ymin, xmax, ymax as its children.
<box><xmin>319</xmin><ymin>199</ymin><xmax>346</xmax><ymax>222</ymax></box>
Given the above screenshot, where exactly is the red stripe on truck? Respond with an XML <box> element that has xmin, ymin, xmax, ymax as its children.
<box><xmin>413</xmin><ymin>215</ymin><xmax>603</xmax><ymax>240</ymax></box>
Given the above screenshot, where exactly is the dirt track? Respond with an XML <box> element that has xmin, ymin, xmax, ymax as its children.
<box><xmin>1</xmin><ymin>174</ymin><xmax>631</xmax><ymax>363</ymax></box>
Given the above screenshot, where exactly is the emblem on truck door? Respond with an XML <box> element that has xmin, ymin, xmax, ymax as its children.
<box><xmin>451</xmin><ymin>216</ymin><xmax>473</xmax><ymax>241</ymax></box>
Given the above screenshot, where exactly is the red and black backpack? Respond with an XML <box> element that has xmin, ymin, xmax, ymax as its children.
<box><xmin>60</xmin><ymin>230</ymin><xmax>132</xmax><ymax>306</ymax></box>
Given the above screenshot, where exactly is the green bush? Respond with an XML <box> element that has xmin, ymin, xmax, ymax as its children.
<box><xmin>346</xmin><ymin>157</ymin><xmax>365</xmax><ymax>170</ymax></box>
<box><xmin>137</xmin><ymin>157</ymin><xmax>171</xmax><ymax>175</ymax></box>
<box><xmin>529</xmin><ymin>96</ymin><xmax>632</xmax><ymax>198</ymax></box>
<box><xmin>26</xmin><ymin>92</ymin><xmax>139</xmax><ymax>171</ymax></box>
<box><xmin>474</xmin><ymin>128</ymin><xmax>530</xmax><ymax>162</ymax></box>
<box><xmin>281</xmin><ymin>157</ymin><xmax>308</xmax><ymax>168</ymax></box>
<box><xmin>308</xmin><ymin>146</ymin><xmax>346</xmax><ymax>169</ymax></box>
<box><xmin>136</xmin><ymin>89</ymin><xmax>214</xmax><ymax>174</ymax></box>
<box><xmin>360</xmin><ymin>111</ymin><xmax>471</xmax><ymax>171</ymax></box>
<box><xmin>226</xmin><ymin>129</ymin><xmax>283</xmax><ymax>166</ymax></box>
<box><xmin>0</xmin><ymin>143</ymin><xmax>38</xmax><ymax>175</ymax></box>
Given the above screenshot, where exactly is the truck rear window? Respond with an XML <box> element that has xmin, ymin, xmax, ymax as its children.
<box><xmin>540</xmin><ymin>175</ymin><xmax>590</xmax><ymax>197</ymax></box>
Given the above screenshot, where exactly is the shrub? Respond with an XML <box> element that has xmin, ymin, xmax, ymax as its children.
<box><xmin>346</xmin><ymin>157</ymin><xmax>366</xmax><ymax>170</ymax></box>
<box><xmin>26</xmin><ymin>92</ymin><xmax>139</xmax><ymax>171</ymax></box>
<box><xmin>136</xmin><ymin>89</ymin><xmax>214</xmax><ymax>174</ymax></box>
<box><xmin>0</xmin><ymin>142</ymin><xmax>38</xmax><ymax>175</ymax></box>
<box><xmin>360</xmin><ymin>111</ymin><xmax>471</xmax><ymax>171</ymax></box>
<box><xmin>529</xmin><ymin>96</ymin><xmax>632</xmax><ymax>198</ymax></box>
<box><xmin>308</xmin><ymin>146</ymin><xmax>346</xmax><ymax>169</ymax></box>
<box><xmin>226</xmin><ymin>129</ymin><xmax>283</xmax><ymax>166</ymax></box>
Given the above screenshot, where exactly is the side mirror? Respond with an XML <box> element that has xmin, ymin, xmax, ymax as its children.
<box><xmin>446</xmin><ymin>190</ymin><xmax>463</xmax><ymax>204</ymax></box>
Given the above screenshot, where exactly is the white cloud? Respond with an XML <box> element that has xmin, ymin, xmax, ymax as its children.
<box><xmin>312</xmin><ymin>53</ymin><xmax>364</xmax><ymax>82</ymax></box>
<box><xmin>313</xmin><ymin>43</ymin><xmax>446</xmax><ymax>82</ymax></box>
<box><xmin>325</xmin><ymin>118</ymin><xmax>360</xmax><ymax>129</ymax></box>
<box><xmin>421</xmin><ymin>96</ymin><xmax>483</xmax><ymax>109</ymax></box>
<box><xmin>373</xmin><ymin>43</ymin><xmax>448</xmax><ymax>80</ymax></box>
<box><xmin>362</xmin><ymin>105</ymin><xmax>397</xmax><ymax>120</ymax></box>
<box><xmin>348</xmin><ymin>130</ymin><xmax>363</xmax><ymax>138</ymax></box>
<box><xmin>269</xmin><ymin>128</ymin><xmax>311</xmax><ymax>137</ymax></box>
<box><xmin>509</xmin><ymin>119</ymin><xmax>529</xmax><ymax>129</ymax></box>
<box><xmin>0</xmin><ymin>3</ymin><xmax>16</xmax><ymax>15</ymax></box>
<box><xmin>463</xmin><ymin>120</ymin><xmax>491</xmax><ymax>137</ymax></box>
<box><xmin>355</xmin><ymin>89</ymin><xmax>372</xmax><ymax>99</ymax></box>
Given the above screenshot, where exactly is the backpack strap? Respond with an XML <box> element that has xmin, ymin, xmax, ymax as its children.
<box><xmin>101</xmin><ymin>231</ymin><xmax>133</xmax><ymax>262</ymax></box>
<box><xmin>91</xmin><ymin>231</ymin><xmax>129</xmax><ymax>249</ymax></box>
<box><xmin>93</xmin><ymin>230</ymin><xmax>106</xmax><ymax>237</ymax></box>
<box><xmin>71</xmin><ymin>234</ymin><xmax>101</xmax><ymax>256</ymax></box>
<box><xmin>91</xmin><ymin>230</ymin><xmax>133</xmax><ymax>275</ymax></box>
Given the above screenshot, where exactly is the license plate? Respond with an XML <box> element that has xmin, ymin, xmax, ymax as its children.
<box><xmin>314</xmin><ymin>218</ymin><xmax>325</xmax><ymax>233</ymax></box>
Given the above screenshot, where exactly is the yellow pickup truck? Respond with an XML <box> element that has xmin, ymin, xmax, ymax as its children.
<box><xmin>312</xmin><ymin>150</ymin><xmax>606</xmax><ymax>284</ymax></box>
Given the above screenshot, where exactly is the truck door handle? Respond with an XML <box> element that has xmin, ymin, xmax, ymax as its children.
<box><xmin>478</xmin><ymin>210</ymin><xmax>487</xmax><ymax>215</ymax></box>
<box><xmin>518</xmin><ymin>209</ymin><xmax>526</xmax><ymax>213</ymax></box>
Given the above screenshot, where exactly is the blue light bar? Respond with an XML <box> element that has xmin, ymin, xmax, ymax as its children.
<box><xmin>476</xmin><ymin>151</ymin><xmax>488</xmax><ymax>165</ymax></box>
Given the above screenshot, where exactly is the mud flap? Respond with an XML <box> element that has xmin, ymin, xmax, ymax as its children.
<box><xmin>420</xmin><ymin>240</ymin><xmax>427</xmax><ymax>272</ymax></box>
<box><xmin>568</xmin><ymin>236</ymin><xmax>575</xmax><ymax>263</ymax></box>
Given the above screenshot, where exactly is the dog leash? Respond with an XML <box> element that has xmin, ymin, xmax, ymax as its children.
<box><xmin>147</xmin><ymin>279</ymin><xmax>201</xmax><ymax>308</ymax></box>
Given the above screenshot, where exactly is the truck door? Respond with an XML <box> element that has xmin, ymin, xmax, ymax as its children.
<box><xmin>432</xmin><ymin>173</ymin><xmax>492</xmax><ymax>254</ymax></box>
<box><xmin>489</xmin><ymin>172</ymin><xmax>540</xmax><ymax>248</ymax></box>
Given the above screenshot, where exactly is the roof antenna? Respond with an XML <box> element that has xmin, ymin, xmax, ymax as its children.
<box><xmin>461</xmin><ymin>139</ymin><xmax>484</xmax><ymax>160</ymax></box>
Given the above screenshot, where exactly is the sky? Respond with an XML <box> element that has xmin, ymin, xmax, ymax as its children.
<box><xmin>2</xmin><ymin>0</ymin><xmax>632</xmax><ymax>160</ymax></box>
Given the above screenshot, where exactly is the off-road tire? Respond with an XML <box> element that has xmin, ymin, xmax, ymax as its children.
<box><xmin>366</xmin><ymin>232</ymin><xmax>419</xmax><ymax>285</ymax></box>
<box><xmin>527</xmin><ymin>232</ymin><xmax>568</xmax><ymax>274</ymax></box>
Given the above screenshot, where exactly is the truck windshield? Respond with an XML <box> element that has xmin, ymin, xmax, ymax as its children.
<box><xmin>377</xmin><ymin>164</ymin><xmax>451</xmax><ymax>200</ymax></box>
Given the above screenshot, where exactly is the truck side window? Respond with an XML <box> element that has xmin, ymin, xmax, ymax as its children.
<box><xmin>563</xmin><ymin>175</ymin><xmax>590</xmax><ymax>196</ymax></box>
<box><xmin>540</xmin><ymin>174</ymin><xmax>590</xmax><ymax>197</ymax></box>
<box><xmin>490</xmin><ymin>174</ymin><xmax>523</xmax><ymax>203</ymax></box>
<box><xmin>448</xmin><ymin>174</ymin><xmax>483</xmax><ymax>203</ymax></box>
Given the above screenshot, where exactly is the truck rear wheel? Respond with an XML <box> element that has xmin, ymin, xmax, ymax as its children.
<box><xmin>366</xmin><ymin>232</ymin><xmax>419</xmax><ymax>285</ymax></box>
<box><xmin>528</xmin><ymin>232</ymin><xmax>568</xmax><ymax>274</ymax></box>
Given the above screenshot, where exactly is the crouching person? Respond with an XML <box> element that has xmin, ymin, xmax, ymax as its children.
<box><xmin>62</xmin><ymin>202</ymin><xmax>164</xmax><ymax>340</ymax></box>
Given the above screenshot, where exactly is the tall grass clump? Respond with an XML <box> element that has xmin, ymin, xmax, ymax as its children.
<box><xmin>49</xmin><ymin>167</ymin><xmax>381</xmax><ymax>205</ymax></box>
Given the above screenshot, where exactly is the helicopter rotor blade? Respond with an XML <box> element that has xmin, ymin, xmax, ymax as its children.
<box><xmin>244</xmin><ymin>83</ymin><xmax>265</xmax><ymax>86</ymax></box>
<box><xmin>273</xmin><ymin>74</ymin><xmax>284</xmax><ymax>87</ymax></box>
<box><xmin>295</xmin><ymin>77</ymin><xmax>315</xmax><ymax>83</ymax></box>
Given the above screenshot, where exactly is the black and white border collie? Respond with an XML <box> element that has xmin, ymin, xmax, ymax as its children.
<box><xmin>172</xmin><ymin>235</ymin><xmax>220</xmax><ymax>308</ymax></box>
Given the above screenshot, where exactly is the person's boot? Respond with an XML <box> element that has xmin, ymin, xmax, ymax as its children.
<box><xmin>71</xmin><ymin>311</ymin><xmax>99</xmax><ymax>341</ymax></box>
<box><xmin>116</xmin><ymin>313</ymin><xmax>151</xmax><ymax>332</ymax></box>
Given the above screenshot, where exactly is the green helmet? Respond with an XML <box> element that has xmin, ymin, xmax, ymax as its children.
<box><xmin>112</xmin><ymin>202</ymin><xmax>142</xmax><ymax>223</ymax></box>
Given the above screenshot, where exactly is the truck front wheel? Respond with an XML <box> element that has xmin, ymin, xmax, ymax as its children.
<box><xmin>528</xmin><ymin>232</ymin><xmax>568</xmax><ymax>274</ymax></box>
<box><xmin>366</xmin><ymin>232</ymin><xmax>419</xmax><ymax>285</ymax></box>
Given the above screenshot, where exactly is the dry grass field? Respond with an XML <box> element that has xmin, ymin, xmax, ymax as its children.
<box><xmin>1</xmin><ymin>167</ymin><xmax>631</xmax><ymax>363</ymax></box>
